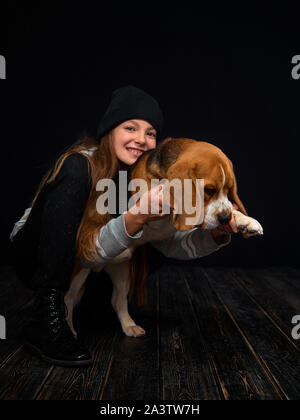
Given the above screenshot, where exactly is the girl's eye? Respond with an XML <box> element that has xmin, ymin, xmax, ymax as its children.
<box><xmin>148</xmin><ymin>132</ymin><xmax>156</xmax><ymax>138</ymax></box>
<box><xmin>125</xmin><ymin>126</ymin><xmax>156</xmax><ymax>138</ymax></box>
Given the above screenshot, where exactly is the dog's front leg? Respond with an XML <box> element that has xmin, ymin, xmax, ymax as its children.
<box><xmin>104</xmin><ymin>261</ymin><xmax>146</xmax><ymax>338</ymax></box>
<box><xmin>232</xmin><ymin>209</ymin><xmax>264</xmax><ymax>237</ymax></box>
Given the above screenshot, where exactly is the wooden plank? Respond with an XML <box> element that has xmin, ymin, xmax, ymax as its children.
<box><xmin>250</xmin><ymin>267</ymin><xmax>300</xmax><ymax>311</ymax></box>
<box><xmin>100</xmin><ymin>270</ymin><xmax>160</xmax><ymax>400</ymax></box>
<box><xmin>0</xmin><ymin>346</ymin><xmax>54</xmax><ymax>400</ymax></box>
<box><xmin>0</xmin><ymin>304</ymin><xmax>118</xmax><ymax>400</ymax></box>
<box><xmin>204</xmin><ymin>267</ymin><xmax>300</xmax><ymax>400</ymax></box>
<box><xmin>35</xmin><ymin>326</ymin><xmax>118</xmax><ymax>400</ymax></box>
<box><xmin>36</xmin><ymin>270</ymin><xmax>158</xmax><ymax>400</ymax></box>
<box><xmin>158</xmin><ymin>264</ymin><xmax>223</xmax><ymax>400</ymax></box>
<box><xmin>278</xmin><ymin>266</ymin><xmax>300</xmax><ymax>278</ymax></box>
<box><xmin>0</xmin><ymin>275</ymin><xmax>56</xmax><ymax>400</ymax></box>
<box><xmin>231</xmin><ymin>267</ymin><xmax>300</xmax><ymax>351</ymax></box>
<box><xmin>0</xmin><ymin>271</ymin><xmax>116</xmax><ymax>400</ymax></box>
<box><xmin>267</xmin><ymin>266</ymin><xmax>300</xmax><ymax>292</ymax></box>
<box><xmin>32</xmin><ymin>276</ymin><xmax>119</xmax><ymax>400</ymax></box>
<box><xmin>1</xmin><ymin>265</ymin><xmax>298</xmax><ymax>400</ymax></box>
<box><xmin>181</xmin><ymin>266</ymin><xmax>281</xmax><ymax>400</ymax></box>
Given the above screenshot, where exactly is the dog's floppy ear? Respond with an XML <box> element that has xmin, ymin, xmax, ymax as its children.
<box><xmin>228</xmin><ymin>167</ymin><xmax>248</xmax><ymax>216</ymax></box>
<box><xmin>164</xmin><ymin>161</ymin><xmax>204</xmax><ymax>232</ymax></box>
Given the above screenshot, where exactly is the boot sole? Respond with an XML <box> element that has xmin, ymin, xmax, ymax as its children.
<box><xmin>24</xmin><ymin>342</ymin><xmax>93</xmax><ymax>367</ymax></box>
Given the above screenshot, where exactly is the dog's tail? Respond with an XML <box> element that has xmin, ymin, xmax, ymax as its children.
<box><xmin>128</xmin><ymin>245</ymin><xmax>149</xmax><ymax>306</ymax></box>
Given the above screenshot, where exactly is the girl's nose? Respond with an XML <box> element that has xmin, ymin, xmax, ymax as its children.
<box><xmin>134</xmin><ymin>133</ymin><xmax>147</xmax><ymax>145</ymax></box>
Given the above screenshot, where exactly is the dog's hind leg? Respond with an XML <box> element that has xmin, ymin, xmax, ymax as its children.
<box><xmin>104</xmin><ymin>260</ymin><xmax>146</xmax><ymax>338</ymax></box>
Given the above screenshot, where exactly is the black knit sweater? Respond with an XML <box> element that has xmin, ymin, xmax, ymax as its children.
<box><xmin>9</xmin><ymin>151</ymin><xmax>167</xmax><ymax>292</ymax></box>
<box><xmin>9</xmin><ymin>153</ymin><xmax>92</xmax><ymax>291</ymax></box>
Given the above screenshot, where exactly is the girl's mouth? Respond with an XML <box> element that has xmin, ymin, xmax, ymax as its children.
<box><xmin>126</xmin><ymin>147</ymin><xmax>143</xmax><ymax>158</ymax></box>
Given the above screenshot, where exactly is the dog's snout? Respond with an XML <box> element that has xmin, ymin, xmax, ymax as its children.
<box><xmin>218</xmin><ymin>213</ymin><xmax>232</xmax><ymax>224</ymax></box>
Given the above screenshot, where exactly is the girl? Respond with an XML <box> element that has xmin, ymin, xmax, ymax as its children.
<box><xmin>9</xmin><ymin>85</ymin><xmax>237</xmax><ymax>367</ymax></box>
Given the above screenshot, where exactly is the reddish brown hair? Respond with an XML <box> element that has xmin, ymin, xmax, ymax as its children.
<box><xmin>29</xmin><ymin>132</ymin><xmax>149</xmax><ymax>306</ymax></box>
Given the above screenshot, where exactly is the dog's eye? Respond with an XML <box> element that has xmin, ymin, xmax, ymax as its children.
<box><xmin>205</xmin><ymin>188</ymin><xmax>216</xmax><ymax>196</ymax></box>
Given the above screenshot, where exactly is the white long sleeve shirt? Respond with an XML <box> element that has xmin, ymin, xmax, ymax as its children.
<box><xmin>10</xmin><ymin>147</ymin><xmax>231</xmax><ymax>267</ymax></box>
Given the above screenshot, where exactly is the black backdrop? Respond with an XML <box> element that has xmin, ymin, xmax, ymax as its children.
<box><xmin>1</xmin><ymin>3</ymin><xmax>299</xmax><ymax>267</ymax></box>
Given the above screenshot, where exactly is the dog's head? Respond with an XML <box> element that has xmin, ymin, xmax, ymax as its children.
<box><xmin>134</xmin><ymin>137</ymin><xmax>248</xmax><ymax>232</ymax></box>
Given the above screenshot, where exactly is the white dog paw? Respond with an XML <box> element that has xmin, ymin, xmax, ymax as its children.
<box><xmin>233</xmin><ymin>211</ymin><xmax>264</xmax><ymax>237</ymax></box>
<box><xmin>123</xmin><ymin>325</ymin><xmax>146</xmax><ymax>338</ymax></box>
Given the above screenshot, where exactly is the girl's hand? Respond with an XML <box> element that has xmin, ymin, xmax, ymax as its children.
<box><xmin>129</xmin><ymin>184</ymin><xmax>170</xmax><ymax>224</ymax></box>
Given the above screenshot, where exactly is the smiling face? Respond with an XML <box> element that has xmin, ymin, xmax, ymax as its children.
<box><xmin>111</xmin><ymin>119</ymin><xmax>157</xmax><ymax>166</ymax></box>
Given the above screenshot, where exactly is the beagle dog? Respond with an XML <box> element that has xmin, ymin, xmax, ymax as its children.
<box><xmin>64</xmin><ymin>138</ymin><xmax>263</xmax><ymax>338</ymax></box>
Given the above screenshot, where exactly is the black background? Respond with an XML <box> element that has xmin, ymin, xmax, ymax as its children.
<box><xmin>1</xmin><ymin>2</ymin><xmax>299</xmax><ymax>267</ymax></box>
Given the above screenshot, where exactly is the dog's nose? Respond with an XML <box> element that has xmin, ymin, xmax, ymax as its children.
<box><xmin>218</xmin><ymin>213</ymin><xmax>232</xmax><ymax>224</ymax></box>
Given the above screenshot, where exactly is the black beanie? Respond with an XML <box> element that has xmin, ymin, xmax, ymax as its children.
<box><xmin>96</xmin><ymin>85</ymin><xmax>164</xmax><ymax>142</ymax></box>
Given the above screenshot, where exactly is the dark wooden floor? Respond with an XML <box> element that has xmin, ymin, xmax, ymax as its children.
<box><xmin>0</xmin><ymin>263</ymin><xmax>299</xmax><ymax>400</ymax></box>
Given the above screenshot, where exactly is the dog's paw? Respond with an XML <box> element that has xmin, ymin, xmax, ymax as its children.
<box><xmin>233</xmin><ymin>211</ymin><xmax>264</xmax><ymax>237</ymax></box>
<box><xmin>123</xmin><ymin>325</ymin><xmax>146</xmax><ymax>338</ymax></box>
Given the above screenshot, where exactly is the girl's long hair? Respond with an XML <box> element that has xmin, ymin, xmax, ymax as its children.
<box><xmin>29</xmin><ymin>132</ymin><xmax>149</xmax><ymax>306</ymax></box>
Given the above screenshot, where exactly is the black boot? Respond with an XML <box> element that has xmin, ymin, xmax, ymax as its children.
<box><xmin>24</xmin><ymin>288</ymin><xmax>93</xmax><ymax>367</ymax></box>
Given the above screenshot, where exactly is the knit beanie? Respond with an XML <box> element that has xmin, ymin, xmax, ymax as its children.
<box><xmin>96</xmin><ymin>85</ymin><xmax>164</xmax><ymax>142</ymax></box>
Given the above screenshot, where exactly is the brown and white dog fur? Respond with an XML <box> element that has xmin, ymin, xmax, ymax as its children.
<box><xmin>64</xmin><ymin>138</ymin><xmax>263</xmax><ymax>338</ymax></box>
